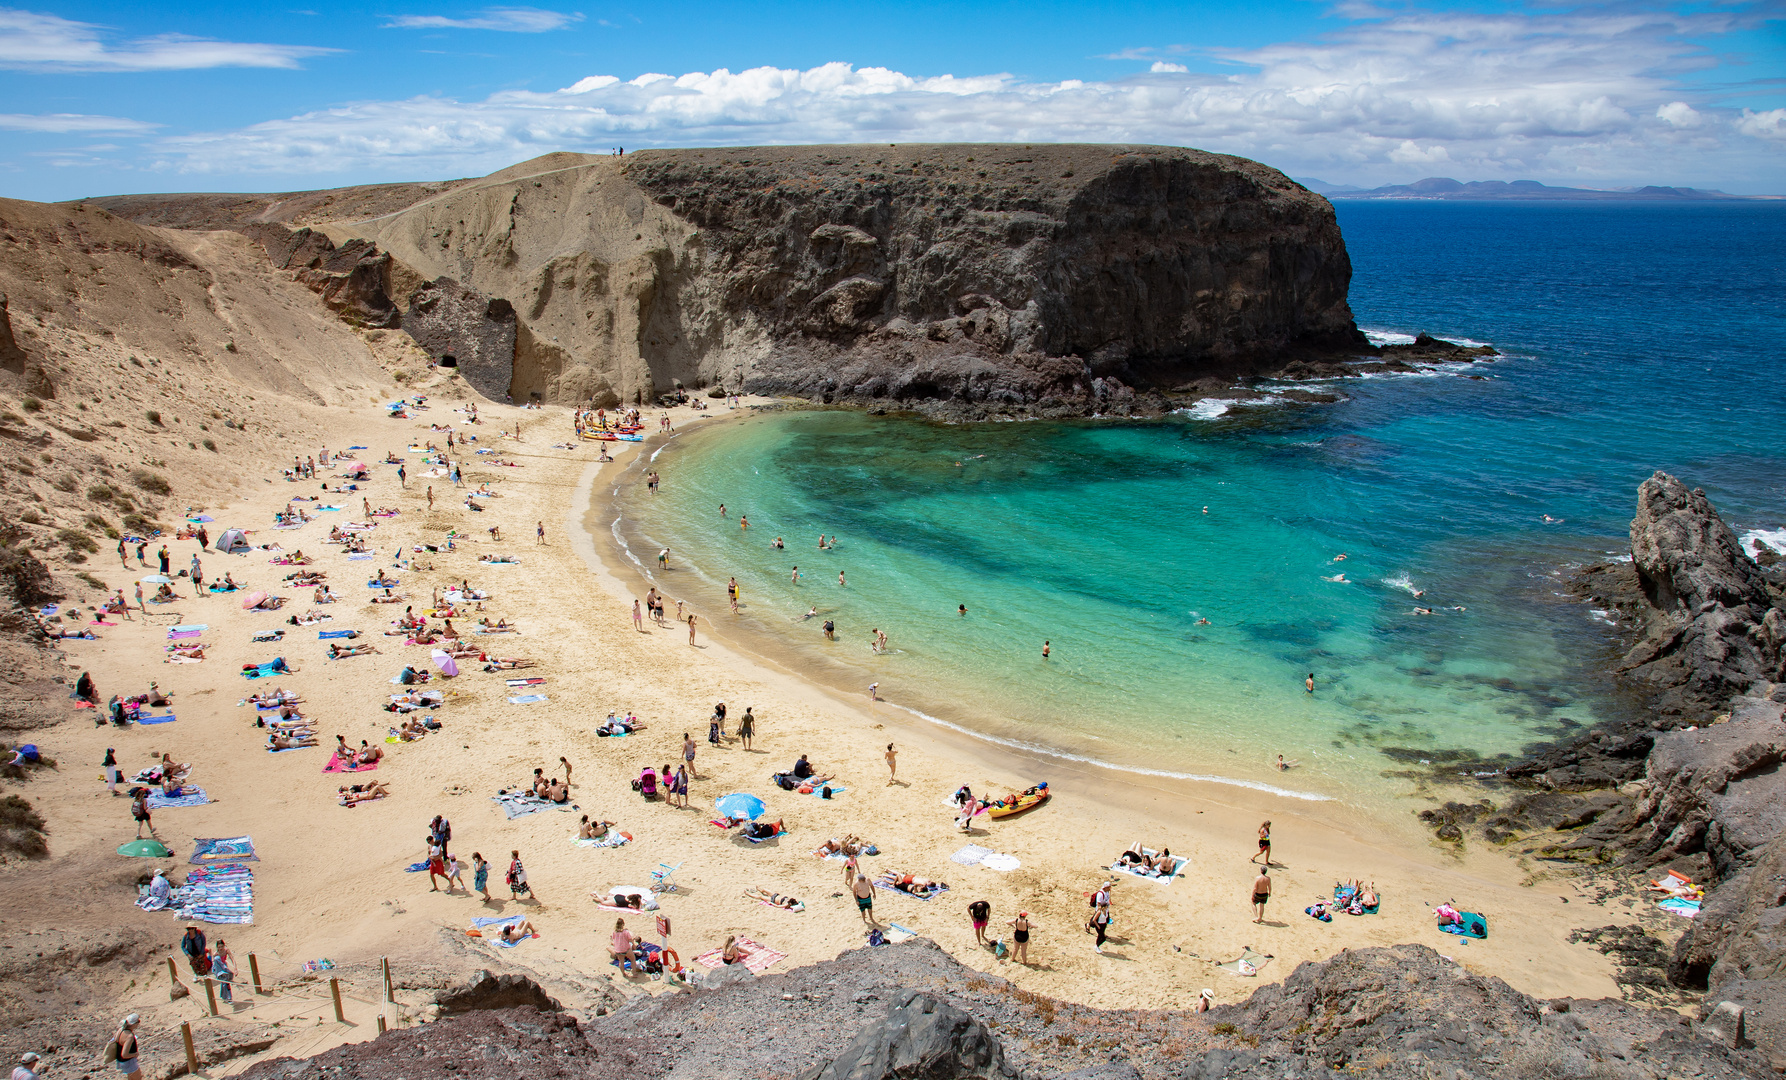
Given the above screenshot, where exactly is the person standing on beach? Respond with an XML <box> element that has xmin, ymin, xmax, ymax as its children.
<box><xmin>1088</xmin><ymin>900</ymin><xmax>1112</xmax><ymax>954</ymax></box>
<box><xmin>135</xmin><ymin>539</ymin><xmax>148</xmax><ymax>566</ymax></box>
<box><xmin>507</xmin><ymin>851</ymin><xmax>532</xmax><ymax>899</ymax></box>
<box><xmin>134</xmin><ymin>582</ymin><xmax>145</xmax><ymax>613</ymax></box>
<box><xmin>739</xmin><ymin>707</ymin><xmax>755</xmax><ymax>749</ymax></box>
<box><xmin>398</xmin><ymin>464</ymin><xmax>407</xmax><ymax>487</ymax></box>
<box><xmin>131</xmin><ymin>788</ymin><xmax>153</xmax><ymax>838</ymax></box>
<box><xmin>683</xmin><ymin>733</ymin><xmax>698</xmax><ymax>778</ymax></box>
<box><xmin>852</xmin><ymin>873</ymin><xmax>876</xmax><ymax>924</ymax></box>
<box><xmin>560</xmin><ymin>756</ymin><xmax>573</xmax><ymax>786</ymax></box>
<box><xmin>427</xmin><ymin>486</ymin><xmax>434</xmax><ymax>510</ymax></box>
<box><xmin>117</xmin><ymin>536</ymin><xmax>129</xmax><ymax>567</ymax></box>
<box><xmin>632</xmin><ymin>600</ymin><xmax>643</xmax><ymax>632</ymax></box>
<box><xmin>687</xmin><ymin>613</ymin><xmax>698</xmax><ymax>645</ymax></box>
<box><xmin>659</xmin><ymin>548</ymin><xmax>670</xmax><ymax>570</ymax></box>
<box><xmin>1009</xmin><ymin>912</ymin><xmax>1035</xmax><ymax>965</ymax></box>
<box><xmin>884</xmin><ymin>743</ymin><xmax>898</xmax><ymax>784</ymax></box>
<box><xmin>536</xmin><ymin>521</ymin><xmax>545</xmax><ymax>544</ymax></box>
<box><xmin>472</xmin><ymin>852</ymin><xmax>491</xmax><ymax>901</ymax></box>
<box><xmin>157</xmin><ymin>545</ymin><xmax>169</xmax><ymax>575</ymax></box>
<box><xmin>968</xmin><ymin>899</ymin><xmax>991</xmax><ymax>945</ymax></box>
<box><xmin>1252</xmin><ymin>866</ymin><xmax>1272</xmax><ymax>923</ymax></box>
<box><xmin>1252</xmin><ymin>821</ymin><xmax>1271</xmax><ymax>865</ymax></box>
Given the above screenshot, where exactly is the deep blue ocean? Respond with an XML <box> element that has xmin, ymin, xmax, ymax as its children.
<box><xmin>619</xmin><ymin>200</ymin><xmax>1786</xmax><ymax>805</ymax></box>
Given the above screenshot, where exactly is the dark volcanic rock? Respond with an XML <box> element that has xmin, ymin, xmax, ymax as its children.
<box><xmin>0</xmin><ymin>292</ymin><xmax>55</xmax><ymax>399</ymax></box>
<box><xmin>800</xmin><ymin>989</ymin><xmax>1014</xmax><ymax>1080</ymax></box>
<box><xmin>1631</xmin><ymin>700</ymin><xmax>1786</xmax><ymax>874</ymax></box>
<box><xmin>238</xmin><ymin>1007</ymin><xmax>613</xmax><ymax>1080</ymax></box>
<box><xmin>402</xmin><ymin>277</ymin><xmax>518</xmax><ymax>400</ymax></box>
<box><xmin>1620</xmin><ymin>472</ymin><xmax>1786</xmax><ymax>713</ymax></box>
<box><xmin>435</xmin><ymin>968</ymin><xmax>560</xmax><ymax>1014</ymax></box>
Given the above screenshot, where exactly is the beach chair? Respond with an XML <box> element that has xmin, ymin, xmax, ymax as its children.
<box><xmin>650</xmin><ymin>861</ymin><xmax>682</xmax><ymax>894</ymax></box>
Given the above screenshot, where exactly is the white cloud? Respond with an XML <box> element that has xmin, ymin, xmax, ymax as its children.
<box><xmin>0</xmin><ymin>111</ymin><xmax>155</xmax><ymax>133</ymax></box>
<box><xmin>1736</xmin><ymin>108</ymin><xmax>1786</xmax><ymax>141</ymax></box>
<box><xmin>1657</xmin><ymin>101</ymin><xmax>1701</xmax><ymax>128</ymax></box>
<box><xmin>1149</xmin><ymin>61</ymin><xmax>1189</xmax><ymax>74</ymax></box>
<box><xmin>384</xmin><ymin>7</ymin><xmax>583</xmax><ymax>32</ymax></box>
<box><xmin>0</xmin><ymin>6</ymin><xmax>335</xmax><ymax>71</ymax></box>
<box><xmin>134</xmin><ymin>6</ymin><xmax>1786</xmax><ymax>188</ymax></box>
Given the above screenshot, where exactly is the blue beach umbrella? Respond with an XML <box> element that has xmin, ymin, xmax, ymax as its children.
<box><xmin>714</xmin><ymin>793</ymin><xmax>765</xmax><ymax>821</ymax></box>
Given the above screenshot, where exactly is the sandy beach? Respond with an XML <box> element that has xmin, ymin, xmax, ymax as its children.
<box><xmin>21</xmin><ymin>372</ymin><xmax>1632</xmax><ymax>1068</ymax></box>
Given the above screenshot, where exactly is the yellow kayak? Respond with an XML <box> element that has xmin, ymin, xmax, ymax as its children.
<box><xmin>986</xmin><ymin>787</ymin><xmax>1050</xmax><ymax>819</ymax></box>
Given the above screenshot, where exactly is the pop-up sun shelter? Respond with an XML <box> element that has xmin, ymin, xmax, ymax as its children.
<box><xmin>215</xmin><ymin>529</ymin><xmax>251</xmax><ymax>554</ymax></box>
<box><xmin>342</xmin><ymin>462</ymin><xmax>370</xmax><ymax>479</ymax></box>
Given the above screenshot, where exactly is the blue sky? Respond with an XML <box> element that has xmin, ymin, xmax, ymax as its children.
<box><xmin>1</xmin><ymin>0</ymin><xmax>1782</xmax><ymax>200</ymax></box>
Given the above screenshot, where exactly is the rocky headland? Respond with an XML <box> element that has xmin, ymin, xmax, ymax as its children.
<box><xmin>87</xmin><ymin>145</ymin><xmax>1492</xmax><ymax>419</ymax></box>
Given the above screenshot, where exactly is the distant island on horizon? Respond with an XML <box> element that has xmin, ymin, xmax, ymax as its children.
<box><xmin>1296</xmin><ymin>176</ymin><xmax>1782</xmax><ymax>201</ymax></box>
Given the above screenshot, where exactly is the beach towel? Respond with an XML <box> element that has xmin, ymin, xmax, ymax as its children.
<box><xmin>471</xmin><ymin>915</ymin><xmax>533</xmax><ymax>948</ymax></box>
<box><xmin>405</xmin><ymin>862</ymin><xmax>430</xmax><ymax>872</ymax></box>
<box><xmin>136</xmin><ymin>713</ymin><xmax>177</xmax><ymax>725</ymax></box>
<box><xmin>302</xmin><ymin>959</ymin><xmax>336</xmax><ymax>973</ymax></box>
<box><xmin>693</xmin><ymin>937</ymin><xmax>786</xmax><ymax>974</ymax></box>
<box><xmin>1217</xmin><ymin>947</ymin><xmax>1273</xmax><ymax>977</ymax></box>
<box><xmin>163</xmin><ymin>863</ymin><xmax>255</xmax><ymax>924</ymax></box>
<box><xmin>1333</xmin><ymin>884</ymin><xmax>1381</xmax><ymax>915</ymax></box>
<box><xmin>508</xmin><ymin>694</ymin><xmax>548</xmax><ymax>705</ymax></box>
<box><xmin>324</xmin><ymin>751</ymin><xmax>378</xmax><ymax>774</ymax></box>
<box><xmin>251</xmin><ymin>630</ymin><xmax>284</xmax><ymax>642</ymax></box>
<box><xmin>170</xmin><ymin>624</ymin><xmax>208</xmax><ymax>633</ymax></box>
<box><xmin>1438</xmin><ymin>912</ymin><xmax>1488</xmax><ymax>939</ymax></box>
<box><xmin>609</xmin><ymin>941</ymin><xmax>662</xmax><ymax>972</ymax></box>
<box><xmin>318</xmin><ymin>630</ymin><xmax>359</xmax><ymax>639</ymax></box>
<box><xmin>950</xmin><ymin>845</ymin><xmax>994</xmax><ymax>866</ymax></box>
<box><xmin>980</xmin><ymin>853</ymin><xmax>1021</xmax><ymax>871</ymax></box>
<box><xmin>1659</xmin><ymin>897</ymin><xmax>1701</xmax><ymax>917</ymax></box>
<box><xmin>190</xmin><ymin>836</ymin><xmax>258</xmax><ymax>863</ymax></box>
<box><xmin>808</xmin><ymin>785</ymin><xmax>846</xmax><ymax>799</ymax></box>
<box><xmin>146</xmin><ymin>787</ymin><xmax>208</xmax><ymax>808</ymax></box>
<box><xmin>168</xmin><ymin>629</ymin><xmax>203</xmax><ymax>640</ymax></box>
<box><xmin>505</xmin><ymin>677</ymin><xmax>545</xmax><ymax>687</ymax></box>
<box><xmin>874</xmin><ymin>879</ymin><xmax>949</xmax><ymax>901</ymax></box>
<box><xmin>570</xmin><ymin>831</ymin><xmax>632</xmax><ymax>849</ymax></box>
<box><xmin>742</xmin><ymin>827</ymin><xmax>787</xmax><ymax>844</ymax></box>
<box><xmin>492</xmin><ymin>791</ymin><xmax>571</xmax><ymax>819</ymax></box>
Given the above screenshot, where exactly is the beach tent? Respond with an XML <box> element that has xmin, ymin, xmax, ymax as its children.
<box><xmin>342</xmin><ymin>462</ymin><xmax>370</xmax><ymax>480</ymax></box>
<box><xmin>215</xmin><ymin>529</ymin><xmax>251</xmax><ymax>554</ymax></box>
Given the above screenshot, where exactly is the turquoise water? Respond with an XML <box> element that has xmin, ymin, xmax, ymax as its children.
<box><xmin>612</xmin><ymin>201</ymin><xmax>1786</xmax><ymax>805</ymax></box>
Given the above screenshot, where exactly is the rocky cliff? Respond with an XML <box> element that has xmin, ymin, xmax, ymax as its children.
<box><xmin>238</xmin><ymin>939</ymin><xmax>1767</xmax><ymax>1080</ymax></box>
<box><xmin>92</xmin><ymin>145</ymin><xmax>1365</xmax><ymax>414</ymax></box>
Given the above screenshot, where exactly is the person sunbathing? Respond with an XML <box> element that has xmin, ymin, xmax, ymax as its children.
<box><xmin>1357</xmin><ymin>882</ymin><xmax>1378</xmax><ymax>908</ymax></box>
<box><xmin>476</xmin><ymin>617</ymin><xmax>511</xmax><ymax>630</ymax></box>
<box><xmin>482</xmin><ymin>657</ymin><xmax>536</xmax><ymax>670</ymax></box>
<box><xmin>370</xmin><ymin>592</ymin><xmax>407</xmax><ymax>604</ymax></box>
<box><xmin>269</xmin><ymin>732</ymin><xmax>317</xmax><ymax>749</ymax></box>
<box><xmin>250</xmin><ymin>689</ymin><xmax>300</xmax><ymax>706</ymax></box>
<box><xmin>338</xmin><ymin>781</ymin><xmax>389</xmax><ymax>804</ymax></box>
<box><xmin>742</xmin><ymin>819</ymin><xmax>784</xmax><ymax>840</ymax></box>
<box><xmin>497</xmin><ymin>920</ymin><xmax>536</xmax><ymax>944</ymax></box>
<box><xmin>153</xmin><ymin>584</ymin><xmax>179</xmax><ymax>602</ymax></box>
<box><xmin>814</xmin><ymin>835</ymin><xmax>866</xmax><ymax>858</ymax></box>
<box><xmin>327</xmin><ymin>642</ymin><xmax>380</xmax><ymax>658</ymax></box>
<box><xmin>1118</xmin><ymin>845</ymin><xmax>1149</xmax><ymax>867</ymax></box>
<box><xmin>745</xmin><ymin>888</ymin><xmax>803</xmax><ymax>910</ymax></box>
<box><xmin>883</xmin><ymin>873</ymin><xmax>946</xmax><ymax>897</ymax></box>
<box><xmin>355</xmin><ymin>741</ymin><xmax>384</xmax><ymax>766</ymax></box>
<box><xmin>579</xmin><ymin>816</ymin><xmax>616</xmax><ymax>840</ymax></box>
<box><xmin>439</xmin><ymin>620</ymin><xmax>459</xmax><ymax>640</ymax></box>
<box><xmin>1151</xmin><ymin>849</ymin><xmax>1178</xmax><ymax>875</ymax></box>
<box><xmin>371</xmin><ymin>573</ymin><xmax>399</xmax><ymax>587</ymax></box>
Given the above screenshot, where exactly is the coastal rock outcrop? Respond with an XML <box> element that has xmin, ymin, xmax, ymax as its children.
<box><xmin>1630</xmin><ymin>699</ymin><xmax>1786</xmax><ymax>874</ymax></box>
<box><xmin>1620</xmin><ymin>472</ymin><xmax>1786</xmax><ymax>713</ymax></box>
<box><xmin>401</xmin><ymin>278</ymin><xmax>517</xmax><ymax>402</ymax></box>
<box><xmin>239</xmin><ymin>222</ymin><xmax>401</xmax><ymax>329</ymax></box>
<box><xmin>801</xmin><ymin>989</ymin><xmax>1014</xmax><ymax>1080</ymax></box>
<box><xmin>94</xmin><ymin>145</ymin><xmax>1368</xmax><ymax>413</ymax></box>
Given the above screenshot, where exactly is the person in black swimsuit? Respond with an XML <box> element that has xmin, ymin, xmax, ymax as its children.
<box><xmin>1009</xmin><ymin>911</ymin><xmax>1035</xmax><ymax>965</ymax></box>
<box><xmin>1252</xmin><ymin>821</ymin><xmax>1271</xmax><ymax>865</ymax></box>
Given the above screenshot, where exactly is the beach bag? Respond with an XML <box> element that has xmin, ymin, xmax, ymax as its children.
<box><xmin>104</xmin><ymin>1038</ymin><xmax>121</xmax><ymax>1064</ymax></box>
<box><xmin>775</xmin><ymin>773</ymin><xmax>798</xmax><ymax>791</ymax></box>
<box><xmin>866</xmin><ymin>929</ymin><xmax>886</xmax><ymax>946</ymax></box>
<box><xmin>193</xmin><ymin>952</ymin><xmax>212</xmax><ymax>976</ymax></box>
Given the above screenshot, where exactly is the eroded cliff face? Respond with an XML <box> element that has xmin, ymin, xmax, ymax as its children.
<box><xmin>108</xmin><ymin>146</ymin><xmax>1359</xmax><ymax>411</ymax></box>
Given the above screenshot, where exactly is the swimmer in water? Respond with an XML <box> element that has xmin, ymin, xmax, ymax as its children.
<box><xmin>1333</xmin><ymin>554</ymin><xmax>1348</xmax><ymax>562</ymax></box>
<box><xmin>1197</xmin><ymin>617</ymin><xmax>1212</xmax><ymax>625</ymax></box>
<box><xmin>802</xmin><ymin>607</ymin><xmax>817</xmax><ymax>620</ymax></box>
<box><xmin>1306</xmin><ymin>673</ymin><xmax>1315</xmax><ymax>694</ymax></box>
<box><xmin>1414</xmin><ymin>607</ymin><xmax>1434</xmax><ymax>615</ymax></box>
<box><xmin>1323</xmin><ymin>573</ymin><xmax>1349</xmax><ymax>583</ymax></box>
<box><xmin>1411</xmin><ymin>588</ymin><xmax>1425</xmax><ymax>598</ymax></box>
<box><xmin>958</xmin><ymin>604</ymin><xmax>967</xmax><ymax>617</ymax></box>
<box><xmin>1276</xmin><ymin>755</ymin><xmax>1298</xmax><ymax>771</ymax></box>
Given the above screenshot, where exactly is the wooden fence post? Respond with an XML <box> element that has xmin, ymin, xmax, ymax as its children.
<box><xmin>329</xmin><ymin>977</ymin><xmax>344</xmax><ymax>1023</ymax></box>
<box><xmin>181</xmin><ymin>1022</ymin><xmax>198</xmax><ymax>1074</ymax></box>
<box><xmin>381</xmin><ymin>956</ymin><xmax>392</xmax><ymax>1002</ymax></box>
<box><xmin>248</xmin><ymin>952</ymin><xmax>263</xmax><ymax>994</ymax></box>
<box><xmin>203</xmin><ymin>976</ymin><xmax>217</xmax><ymax>1016</ymax></box>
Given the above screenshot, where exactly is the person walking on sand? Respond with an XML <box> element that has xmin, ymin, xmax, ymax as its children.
<box><xmin>1252</xmin><ymin>866</ymin><xmax>1272</xmax><ymax>923</ymax></box>
<box><xmin>117</xmin><ymin>536</ymin><xmax>129</xmax><ymax>568</ymax></box>
<box><xmin>559</xmin><ymin>756</ymin><xmax>573</xmax><ymax>786</ymax></box>
<box><xmin>687</xmin><ymin>613</ymin><xmax>698</xmax><ymax>645</ymax></box>
<box><xmin>739</xmin><ymin>707</ymin><xmax>755</xmax><ymax>749</ymax></box>
<box><xmin>445</xmin><ymin>852</ymin><xmax>467</xmax><ymax>893</ymax></box>
<box><xmin>1088</xmin><ymin>899</ymin><xmax>1112</xmax><ymax>954</ymax></box>
<box><xmin>427</xmin><ymin>486</ymin><xmax>434</xmax><ymax>510</ymax></box>
<box><xmin>1252</xmin><ymin>821</ymin><xmax>1271</xmax><ymax>865</ymax></box>
<box><xmin>106</xmin><ymin>1014</ymin><xmax>143</xmax><ymax>1080</ymax></box>
<box><xmin>135</xmin><ymin>582</ymin><xmax>145</xmax><ymax>613</ymax></box>
<box><xmin>506</xmin><ymin>850</ymin><xmax>532</xmax><ymax>899</ymax></box>
<box><xmin>852</xmin><ymin>873</ymin><xmax>877</xmax><ymax>924</ymax></box>
<box><xmin>472</xmin><ymin>852</ymin><xmax>491</xmax><ymax>901</ymax></box>
<box><xmin>632</xmin><ymin>600</ymin><xmax>644</xmax><ymax>632</ymax></box>
<box><xmin>131</xmin><ymin>788</ymin><xmax>154</xmax><ymax>838</ymax></box>
<box><xmin>536</xmin><ymin>521</ymin><xmax>545</xmax><ymax>544</ymax></box>
<box><xmin>884</xmin><ymin>743</ymin><xmax>898</xmax><ymax>784</ymax></box>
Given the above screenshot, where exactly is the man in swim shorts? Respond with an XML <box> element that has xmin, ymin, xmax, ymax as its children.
<box><xmin>1252</xmin><ymin>867</ymin><xmax>1272</xmax><ymax>923</ymax></box>
<box><xmin>852</xmin><ymin>874</ymin><xmax>876</xmax><ymax>924</ymax></box>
